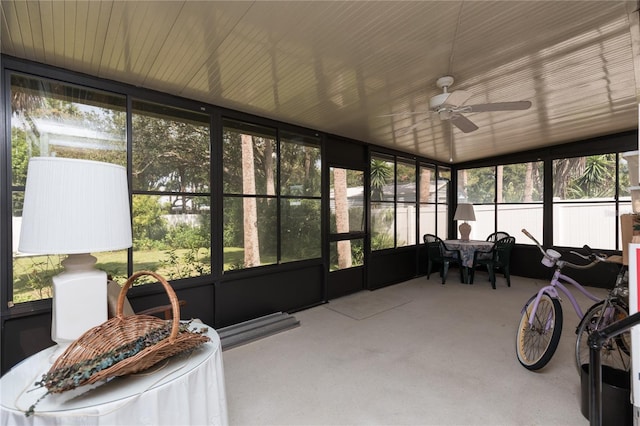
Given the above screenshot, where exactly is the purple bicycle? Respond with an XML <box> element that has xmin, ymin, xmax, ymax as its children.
<box><xmin>515</xmin><ymin>229</ymin><xmax>611</xmax><ymax>371</ymax></box>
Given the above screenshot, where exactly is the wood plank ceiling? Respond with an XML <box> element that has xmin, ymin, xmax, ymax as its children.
<box><xmin>2</xmin><ymin>1</ymin><xmax>639</xmax><ymax>163</ymax></box>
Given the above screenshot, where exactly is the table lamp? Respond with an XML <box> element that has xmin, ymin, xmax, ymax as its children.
<box><xmin>18</xmin><ymin>157</ymin><xmax>132</xmax><ymax>348</ymax></box>
<box><xmin>454</xmin><ymin>203</ymin><xmax>476</xmax><ymax>241</ymax></box>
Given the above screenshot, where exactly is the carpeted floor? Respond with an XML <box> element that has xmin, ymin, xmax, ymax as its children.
<box><xmin>222</xmin><ymin>272</ymin><xmax>612</xmax><ymax>425</ymax></box>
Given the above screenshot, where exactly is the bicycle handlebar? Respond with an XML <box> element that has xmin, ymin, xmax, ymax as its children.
<box><xmin>521</xmin><ymin>228</ymin><xmax>605</xmax><ymax>269</ymax></box>
<box><xmin>521</xmin><ymin>229</ymin><xmax>545</xmax><ymax>256</ymax></box>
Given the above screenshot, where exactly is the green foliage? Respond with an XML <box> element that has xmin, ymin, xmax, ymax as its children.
<box><xmin>351</xmin><ymin>239</ymin><xmax>364</xmax><ymax>265</ymax></box>
<box><xmin>165</xmin><ymin>223</ymin><xmax>208</xmax><ymax>249</ymax></box>
<box><xmin>370</xmin><ymin>158</ymin><xmax>393</xmax><ymax>201</ymax></box>
<box><xmin>12</xmin><ymin>256</ymin><xmax>61</xmax><ymax>303</ymax></box>
<box><xmin>567</xmin><ymin>154</ymin><xmax>617</xmax><ymax>199</ymax></box>
<box><xmin>11</xmin><ymin>127</ymin><xmax>31</xmax><ymax>215</ymax></box>
<box><xmin>463</xmin><ymin>167</ymin><xmax>495</xmax><ymax>203</ymax></box>
<box><xmin>281</xmin><ymin>199</ymin><xmax>322</xmax><ymax>260</ymax></box>
<box><xmin>328</xmin><ymin>239</ymin><xmax>364</xmax><ymax>271</ymax></box>
<box><xmin>11</xmin><ymin>127</ymin><xmax>31</xmax><ymax>187</ymax></box>
<box><xmin>163</xmin><ymin>248</ymin><xmax>211</xmax><ymax>279</ymax></box>
<box><xmin>371</xmin><ymin>232</ymin><xmax>394</xmax><ymax>251</ymax></box>
<box><xmin>396</xmin><ymin>161</ymin><xmax>415</xmax><ymax>187</ymax></box>
<box><xmin>370</xmin><ymin>204</ymin><xmax>395</xmax><ymax>250</ymax></box>
<box><xmin>132</xmin><ymin>108</ymin><xmax>210</xmax><ymax>193</ymax></box>
<box><xmin>462</xmin><ymin>162</ymin><xmax>545</xmax><ymax>203</ymax></box>
<box><xmin>132</xmin><ymin>196</ymin><xmax>168</xmax><ymax>249</ymax></box>
<box><xmin>280</xmin><ymin>140</ymin><xmax>322</xmax><ymax>196</ymax></box>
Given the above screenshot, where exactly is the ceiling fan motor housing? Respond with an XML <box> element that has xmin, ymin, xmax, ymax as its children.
<box><xmin>436</xmin><ymin>76</ymin><xmax>455</xmax><ymax>89</ymax></box>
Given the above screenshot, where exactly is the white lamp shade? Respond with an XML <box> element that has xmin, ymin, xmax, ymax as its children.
<box><xmin>454</xmin><ymin>203</ymin><xmax>476</xmax><ymax>221</ymax></box>
<box><xmin>18</xmin><ymin>157</ymin><xmax>132</xmax><ymax>254</ymax></box>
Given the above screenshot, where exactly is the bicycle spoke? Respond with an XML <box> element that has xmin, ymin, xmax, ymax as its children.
<box><xmin>517</xmin><ymin>295</ymin><xmax>561</xmax><ymax>370</ymax></box>
<box><xmin>576</xmin><ymin>301</ymin><xmax>630</xmax><ymax>373</ymax></box>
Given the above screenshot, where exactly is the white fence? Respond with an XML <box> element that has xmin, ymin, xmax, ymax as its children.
<box><xmin>14</xmin><ymin>202</ymin><xmax>632</xmax><ymax>254</ymax></box>
<box><xmin>406</xmin><ymin>201</ymin><xmax>632</xmax><ymax>249</ymax></box>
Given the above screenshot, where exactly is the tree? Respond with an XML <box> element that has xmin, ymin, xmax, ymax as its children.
<box><xmin>132</xmin><ymin>112</ymin><xmax>210</xmax><ymax>209</ymax></box>
<box><xmin>263</xmin><ymin>138</ymin><xmax>275</xmax><ymax>197</ymax></box>
<box><xmin>553</xmin><ymin>157</ymin><xmax>585</xmax><ymax>199</ymax></box>
<box><xmin>569</xmin><ymin>154</ymin><xmax>616</xmax><ymax>198</ymax></box>
<box><xmin>496</xmin><ymin>165</ymin><xmax>503</xmax><ymax>203</ymax></box>
<box><xmin>132</xmin><ymin>195</ymin><xmax>168</xmax><ymax>249</ymax></box>
<box><xmin>420</xmin><ymin>167</ymin><xmax>432</xmax><ymax>202</ymax></box>
<box><xmin>524</xmin><ymin>162</ymin><xmax>534</xmax><ymax>202</ymax></box>
<box><xmin>242</xmin><ymin>134</ymin><xmax>260</xmax><ymax>267</ymax></box>
<box><xmin>333</xmin><ymin>168</ymin><xmax>351</xmax><ymax>268</ymax></box>
<box><xmin>370</xmin><ymin>159</ymin><xmax>393</xmax><ymax>201</ymax></box>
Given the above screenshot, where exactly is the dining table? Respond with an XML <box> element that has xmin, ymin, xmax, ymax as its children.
<box><xmin>443</xmin><ymin>239</ymin><xmax>495</xmax><ymax>283</ymax></box>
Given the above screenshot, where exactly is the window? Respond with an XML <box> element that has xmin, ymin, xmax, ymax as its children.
<box><xmin>11</xmin><ymin>74</ymin><xmax>127</xmax><ymax>303</ymax></box>
<box><xmin>370</xmin><ymin>154</ymin><xmax>419</xmax><ymax>250</ymax></box>
<box><xmin>458</xmin><ymin>162</ymin><xmax>543</xmax><ymax>241</ymax></box>
<box><xmin>131</xmin><ymin>100</ymin><xmax>211</xmax><ymax>281</ymax></box>
<box><xmin>396</xmin><ymin>159</ymin><xmax>416</xmax><ymax>247</ymax></box>
<box><xmin>222</xmin><ymin>120</ymin><xmax>321</xmax><ymax>270</ymax></box>
<box><xmin>370</xmin><ymin>155</ymin><xmax>396</xmax><ymax>250</ymax></box>
<box><xmin>329</xmin><ymin>168</ymin><xmax>365</xmax><ymax>270</ymax></box>
<box><xmin>496</xmin><ymin>162</ymin><xmax>544</xmax><ymax>239</ymax></box>
<box><xmin>280</xmin><ymin>132</ymin><xmax>322</xmax><ymax>262</ymax></box>
<box><xmin>419</xmin><ymin>164</ymin><xmax>449</xmax><ymax>239</ymax></box>
<box><xmin>552</xmin><ymin>154</ymin><xmax>622</xmax><ymax>249</ymax></box>
<box><xmin>457</xmin><ymin>166</ymin><xmax>494</xmax><ymax>240</ymax></box>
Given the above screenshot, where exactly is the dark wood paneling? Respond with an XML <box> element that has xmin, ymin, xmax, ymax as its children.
<box><xmin>325</xmin><ymin>136</ymin><xmax>367</xmax><ymax>170</ymax></box>
<box><xmin>215</xmin><ymin>265</ymin><xmax>324</xmax><ymax>328</ymax></box>
<box><xmin>368</xmin><ymin>249</ymin><xmax>418</xmax><ymax>289</ymax></box>
<box><xmin>128</xmin><ymin>283</ymin><xmax>215</xmax><ymax>327</ymax></box>
<box><xmin>509</xmin><ymin>245</ymin><xmax>620</xmax><ymax>288</ymax></box>
<box><xmin>327</xmin><ymin>266</ymin><xmax>364</xmax><ymax>300</ymax></box>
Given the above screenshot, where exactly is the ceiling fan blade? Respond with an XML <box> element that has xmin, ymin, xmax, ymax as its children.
<box><xmin>466</xmin><ymin>100</ymin><xmax>532</xmax><ymax>112</ymax></box>
<box><xmin>443</xmin><ymin>90</ymin><xmax>472</xmax><ymax>107</ymax></box>
<box><xmin>378</xmin><ymin>111</ymin><xmax>428</xmax><ymax>118</ymax></box>
<box><xmin>450</xmin><ymin>114</ymin><xmax>479</xmax><ymax>133</ymax></box>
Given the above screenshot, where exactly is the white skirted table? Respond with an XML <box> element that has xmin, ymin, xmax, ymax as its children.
<box><xmin>0</xmin><ymin>324</ymin><xmax>228</xmax><ymax>425</ymax></box>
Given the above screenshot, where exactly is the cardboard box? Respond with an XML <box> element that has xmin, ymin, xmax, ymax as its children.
<box><xmin>620</xmin><ymin>213</ymin><xmax>640</xmax><ymax>265</ymax></box>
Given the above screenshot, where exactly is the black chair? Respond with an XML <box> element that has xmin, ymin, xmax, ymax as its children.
<box><xmin>423</xmin><ymin>234</ymin><xmax>466</xmax><ymax>284</ymax></box>
<box><xmin>486</xmin><ymin>231</ymin><xmax>510</xmax><ymax>242</ymax></box>
<box><xmin>469</xmin><ymin>236</ymin><xmax>515</xmax><ymax>289</ymax></box>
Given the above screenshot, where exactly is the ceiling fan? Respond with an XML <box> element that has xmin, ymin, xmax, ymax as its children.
<box><xmin>427</xmin><ymin>75</ymin><xmax>532</xmax><ymax>133</ymax></box>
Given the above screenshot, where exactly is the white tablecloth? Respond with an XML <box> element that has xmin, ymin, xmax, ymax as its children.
<box><xmin>1</xmin><ymin>324</ymin><xmax>228</xmax><ymax>425</ymax></box>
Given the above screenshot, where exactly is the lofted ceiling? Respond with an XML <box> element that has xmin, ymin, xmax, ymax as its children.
<box><xmin>1</xmin><ymin>1</ymin><xmax>639</xmax><ymax>163</ymax></box>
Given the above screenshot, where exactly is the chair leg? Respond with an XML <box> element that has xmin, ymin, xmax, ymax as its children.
<box><xmin>488</xmin><ymin>267</ymin><xmax>496</xmax><ymax>289</ymax></box>
<box><xmin>441</xmin><ymin>261</ymin><xmax>449</xmax><ymax>285</ymax></box>
<box><xmin>469</xmin><ymin>266</ymin><xmax>475</xmax><ymax>284</ymax></box>
<box><xmin>427</xmin><ymin>261</ymin><xmax>432</xmax><ymax>279</ymax></box>
<box><xmin>504</xmin><ymin>266</ymin><xmax>511</xmax><ymax>287</ymax></box>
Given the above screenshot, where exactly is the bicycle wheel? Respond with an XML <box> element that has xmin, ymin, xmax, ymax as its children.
<box><xmin>575</xmin><ymin>299</ymin><xmax>630</xmax><ymax>374</ymax></box>
<box><xmin>516</xmin><ymin>293</ymin><xmax>563</xmax><ymax>370</ymax></box>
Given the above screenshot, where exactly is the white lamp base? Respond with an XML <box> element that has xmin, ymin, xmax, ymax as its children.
<box><xmin>459</xmin><ymin>222</ymin><xmax>472</xmax><ymax>241</ymax></box>
<box><xmin>51</xmin><ymin>253</ymin><xmax>108</xmax><ymax>347</ymax></box>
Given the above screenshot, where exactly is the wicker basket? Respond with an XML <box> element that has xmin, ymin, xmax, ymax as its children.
<box><xmin>41</xmin><ymin>270</ymin><xmax>210</xmax><ymax>394</ymax></box>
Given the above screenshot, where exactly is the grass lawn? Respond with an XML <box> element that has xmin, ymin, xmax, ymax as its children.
<box><xmin>13</xmin><ymin>247</ymin><xmax>210</xmax><ymax>303</ymax></box>
<box><xmin>12</xmin><ymin>246</ymin><xmax>283</xmax><ymax>303</ymax></box>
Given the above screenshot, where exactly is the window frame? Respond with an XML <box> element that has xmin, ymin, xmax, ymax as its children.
<box><xmin>221</xmin><ymin>119</ymin><xmax>323</xmax><ymax>271</ymax></box>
